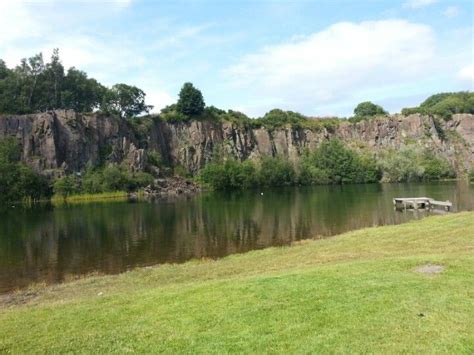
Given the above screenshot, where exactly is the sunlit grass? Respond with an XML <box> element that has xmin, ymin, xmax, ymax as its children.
<box><xmin>51</xmin><ymin>191</ymin><xmax>130</xmax><ymax>205</ymax></box>
<box><xmin>0</xmin><ymin>212</ymin><xmax>473</xmax><ymax>353</ymax></box>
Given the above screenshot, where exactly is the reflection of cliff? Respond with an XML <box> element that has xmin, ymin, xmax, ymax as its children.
<box><xmin>1</xmin><ymin>110</ymin><xmax>473</xmax><ymax>175</ymax></box>
<box><xmin>1</xmin><ymin>182</ymin><xmax>473</xmax><ymax>292</ymax></box>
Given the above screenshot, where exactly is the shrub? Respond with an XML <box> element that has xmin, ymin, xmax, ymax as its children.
<box><xmin>420</xmin><ymin>151</ymin><xmax>455</xmax><ymax>180</ymax></box>
<box><xmin>378</xmin><ymin>147</ymin><xmax>454</xmax><ymax>182</ymax></box>
<box><xmin>258</xmin><ymin>156</ymin><xmax>296</xmax><ymax>187</ymax></box>
<box><xmin>200</xmin><ymin>159</ymin><xmax>258</xmax><ymax>190</ymax></box>
<box><xmin>302</xmin><ymin>139</ymin><xmax>380</xmax><ymax>184</ymax></box>
<box><xmin>0</xmin><ymin>137</ymin><xmax>51</xmax><ymax>203</ymax></box>
<box><xmin>469</xmin><ymin>168</ymin><xmax>474</xmax><ymax>182</ymax></box>
<box><xmin>53</xmin><ymin>175</ymin><xmax>80</xmax><ymax>197</ymax></box>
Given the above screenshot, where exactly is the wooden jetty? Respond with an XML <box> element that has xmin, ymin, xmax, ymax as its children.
<box><xmin>393</xmin><ymin>197</ymin><xmax>452</xmax><ymax>211</ymax></box>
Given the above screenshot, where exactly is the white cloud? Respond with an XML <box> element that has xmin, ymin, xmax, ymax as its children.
<box><xmin>226</xmin><ymin>20</ymin><xmax>436</xmax><ymax>116</ymax></box>
<box><xmin>403</xmin><ymin>0</ymin><xmax>437</xmax><ymax>9</ymax></box>
<box><xmin>142</xmin><ymin>88</ymin><xmax>175</xmax><ymax>113</ymax></box>
<box><xmin>0</xmin><ymin>1</ymin><xmax>46</xmax><ymax>44</ymax></box>
<box><xmin>458</xmin><ymin>64</ymin><xmax>474</xmax><ymax>83</ymax></box>
<box><xmin>442</xmin><ymin>6</ymin><xmax>460</xmax><ymax>18</ymax></box>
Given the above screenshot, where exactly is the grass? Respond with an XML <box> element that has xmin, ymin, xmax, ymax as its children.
<box><xmin>51</xmin><ymin>191</ymin><xmax>129</xmax><ymax>205</ymax></box>
<box><xmin>1</xmin><ymin>212</ymin><xmax>473</xmax><ymax>353</ymax></box>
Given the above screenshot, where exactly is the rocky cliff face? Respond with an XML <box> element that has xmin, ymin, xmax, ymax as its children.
<box><xmin>0</xmin><ymin>110</ymin><xmax>473</xmax><ymax>176</ymax></box>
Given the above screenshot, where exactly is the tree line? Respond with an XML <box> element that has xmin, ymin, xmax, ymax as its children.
<box><xmin>0</xmin><ymin>50</ymin><xmax>152</xmax><ymax>118</ymax></box>
<box><xmin>198</xmin><ymin>139</ymin><xmax>455</xmax><ymax>190</ymax></box>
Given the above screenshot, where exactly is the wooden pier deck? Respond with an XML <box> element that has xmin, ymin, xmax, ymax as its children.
<box><xmin>393</xmin><ymin>197</ymin><xmax>452</xmax><ymax>211</ymax></box>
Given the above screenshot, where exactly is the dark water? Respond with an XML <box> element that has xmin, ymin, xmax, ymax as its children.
<box><xmin>1</xmin><ymin>182</ymin><xmax>473</xmax><ymax>293</ymax></box>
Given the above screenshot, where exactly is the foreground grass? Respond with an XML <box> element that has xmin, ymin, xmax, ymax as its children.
<box><xmin>1</xmin><ymin>212</ymin><xmax>473</xmax><ymax>353</ymax></box>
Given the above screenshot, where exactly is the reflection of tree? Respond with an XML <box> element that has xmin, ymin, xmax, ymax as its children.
<box><xmin>1</xmin><ymin>182</ymin><xmax>473</xmax><ymax>292</ymax></box>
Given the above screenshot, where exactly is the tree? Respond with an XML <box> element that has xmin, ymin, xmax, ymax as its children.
<box><xmin>304</xmin><ymin>139</ymin><xmax>380</xmax><ymax>184</ymax></box>
<box><xmin>62</xmin><ymin>67</ymin><xmax>106</xmax><ymax>112</ymax></box>
<box><xmin>0</xmin><ymin>137</ymin><xmax>50</xmax><ymax>203</ymax></box>
<box><xmin>0</xmin><ymin>50</ymin><xmax>151</xmax><ymax>116</ymax></box>
<box><xmin>176</xmin><ymin>82</ymin><xmax>205</xmax><ymax>115</ymax></box>
<box><xmin>101</xmin><ymin>83</ymin><xmax>152</xmax><ymax>118</ymax></box>
<box><xmin>353</xmin><ymin>101</ymin><xmax>387</xmax><ymax>118</ymax></box>
<box><xmin>42</xmin><ymin>49</ymin><xmax>65</xmax><ymax>110</ymax></box>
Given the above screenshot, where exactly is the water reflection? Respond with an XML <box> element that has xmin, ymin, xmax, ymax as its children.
<box><xmin>0</xmin><ymin>182</ymin><xmax>473</xmax><ymax>293</ymax></box>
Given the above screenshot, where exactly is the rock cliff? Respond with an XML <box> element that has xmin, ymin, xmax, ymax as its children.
<box><xmin>0</xmin><ymin>110</ymin><xmax>473</xmax><ymax>176</ymax></box>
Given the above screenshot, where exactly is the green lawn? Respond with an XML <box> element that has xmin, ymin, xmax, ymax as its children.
<box><xmin>1</xmin><ymin>212</ymin><xmax>473</xmax><ymax>353</ymax></box>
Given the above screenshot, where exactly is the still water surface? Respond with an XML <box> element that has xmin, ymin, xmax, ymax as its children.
<box><xmin>1</xmin><ymin>182</ymin><xmax>473</xmax><ymax>293</ymax></box>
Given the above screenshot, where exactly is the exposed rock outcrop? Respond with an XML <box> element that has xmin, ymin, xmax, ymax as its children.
<box><xmin>0</xmin><ymin>110</ymin><xmax>473</xmax><ymax>176</ymax></box>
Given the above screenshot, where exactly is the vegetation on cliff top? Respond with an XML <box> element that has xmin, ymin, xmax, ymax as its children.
<box><xmin>1</xmin><ymin>50</ymin><xmax>472</xmax><ymax>126</ymax></box>
<box><xmin>1</xmin><ymin>212</ymin><xmax>472</xmax><ymax>353</ymax></box>
<box><xmin>402</xmin><ymin>92</ymin><xmax>474</xmax><ymax>120</ymax></box>
<box><xmin>0</xmin><ymin>50</ymin><xmax>152</xmax><ymax>117</ymax></box>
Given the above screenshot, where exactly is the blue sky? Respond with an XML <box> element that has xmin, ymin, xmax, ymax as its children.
<box><xmin>0</xmin><ymin>0</ymin><xmax>472</xmax><ymax>117</ymax></box>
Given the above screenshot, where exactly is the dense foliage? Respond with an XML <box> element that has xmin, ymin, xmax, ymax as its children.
<box><xmin>200</xmin><ymin>139</ymin><xmax>460</xmax><ymax>190</ymax></box>
<box><xmin>176</xmin><ymin>82</ymin><xmax>205</xmax><ymax>116</ymax></box>
<box><xmin>469</xmin><ymin>169</ymin><xmax>474</xmax><ymax>182</ymax></box>
<box><xmin>53</xmin><ymin>165</ymin><xmax>154</xmax><ymax>197</ymax></box>
<box><xmin>0</xmin><ymin>50</ymin><xmax>151</xmax><ymax>117</ymax></box>
<box><xmin>299</xmin><ymin>140</ymin><xmax>381</xmax><ymax>184</ymax></box>
<box><xmin>349</xmin><ymin>101</ymin><xmax>388</xmax><ymax>123</ymax></box>
<box><xmin>401</xmin><ymin>92</ymin><xmax>474</xmax><ymax>120</ymax></box>
<box><xmin>0</xmin><ymin>138</ymin><xmax>51</xmax><ymax>204</ymax></box>
<box><xmin>378</xmin><ymin>147</ymin><xmax>455</xmax><ymax>182</ymax></box>
<box><xmin>200</xmin><ymin>140</ymin><xmax>380</xmax><ymax>190</ymax></box>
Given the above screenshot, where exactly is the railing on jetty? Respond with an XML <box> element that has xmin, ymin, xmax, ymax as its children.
<box><xmin>393</xmin><ymin>197</ymin><xmax>452</xmax><ymax>211</ymax></box>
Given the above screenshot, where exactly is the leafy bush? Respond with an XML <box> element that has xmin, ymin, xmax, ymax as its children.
<box><xmin>350</xmin><ymin>101</ymin><xmax>387</xmax><ymax>122</ymax></box>
<box><xmin>378</xmin><ymin>147</ymin><xmax>454</xmax><ymax>182</ymax></box>
<box><xmin>53</xmin><ymin>175</ymin><xmax>80</xmax><ymax>197</ymax></box>
<box><xmin>301</xmin><ymin>140</ymin><xmax>381</xmax><ymax>184</ymax></box>
<box><xmin>468</xmin><ymin>168</ymin><xmax>474</xmax><ymax>182</ymax></box>
<box><xmin>258</xmin><ymin>156</ymin><xmax>296</xmax><ymax>187</ymax></box>
<box><xmin>54</xmin><ymin>165</ymin><xmax>154</xmax><ymax>197</ymax></box>
<box><xmin>420</xmin><ymin>151</ymin><xmax>455</xmax><ymax>180</ymax></box>
<box><xmin>200</xmin><ymin>159</ymin><xmax>258</xmax><ymax>190</ymax></box>
<box><xmin>0</xmin><ymin>137</ymin><xmax>51</xmax><ymax>203</ymax></box>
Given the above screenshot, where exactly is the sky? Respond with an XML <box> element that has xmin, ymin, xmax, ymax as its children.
<box><xmin>0</xmin><ymin>0</ymin><xmax>472</xmax><ymax>117</ymax></box>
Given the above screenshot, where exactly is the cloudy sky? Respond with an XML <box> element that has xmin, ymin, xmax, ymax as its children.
<box><xmin>0</xmin><ymin>0</ymin><xmax>472</xmax><ymax>117</ymax></box>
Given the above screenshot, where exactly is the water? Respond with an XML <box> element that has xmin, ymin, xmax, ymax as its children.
<box><xmin>0</xmin><ymin>182</ymin><xmax>473</xmax><ymax>293</ymax></box>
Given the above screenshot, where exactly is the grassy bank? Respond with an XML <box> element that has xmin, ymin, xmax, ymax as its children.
<box><xmin>1</xmin><ymin>212</ymin><xmax>473</xmax><ymax>353</ymax></box>
<box><xmin>51</xmin><ymin>191</ymin><xmax>129</xmax><ymax>205</ymax></box>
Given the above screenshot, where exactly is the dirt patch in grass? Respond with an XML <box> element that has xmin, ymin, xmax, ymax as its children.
<box><xmin>414</xmin><ymin>264</ymin><xmax>444</xmax><ymax>274</ymax></box>
<box><xmin>0</xmin><ymin>291</ymin><xmax>38</xmax><ymax>307</ymax></box>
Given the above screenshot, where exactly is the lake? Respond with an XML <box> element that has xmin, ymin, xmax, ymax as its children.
<box><xmin>1</xmin><ymin>181</ymin><xmax>473</xmax><ymax>293</ymax></box>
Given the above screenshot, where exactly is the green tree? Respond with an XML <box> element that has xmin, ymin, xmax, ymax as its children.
<box><xmin>41</xmin><ymin>49</ymin><xmax>65</xmax><ymax>110</ymax></box>
<box><xmin>62</xmin><ymin>67</ymin><xmax>106</xmax><ymax>112</ymax></box>
<box><xmin>0</xmin><ymin>137</ymin><xmax>50</xmax><ymax>203</ymax></box>
<box><xmin>102</xmin><ymin>83</ymin><xmax>152</xmax><ymax>118</ymax></box>
<box><xmin>176</xmin><ymin>82</ymin><xmax>205</xmax><ymax>116</ymax></box>
<box><xmin>352</xmin><ymin>101</ymin><xmax>387</xmax><ymax>121</ymax></box>
<box><xmin>53</xmin><ymin>176</ymin><xmax>80</xmax><ymax>197</ymax></box>
<box><xmin>303</xmin><ymin>140</ymin><xmax>380</xmax><ymax>184</ymax></box>
<box><xmin>258</xmin><ymin>156</ymin><xmax>296</xmax><ymax>187</ymax></box>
